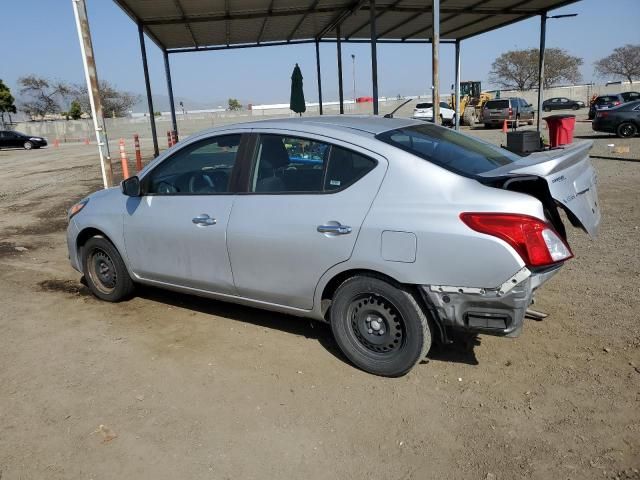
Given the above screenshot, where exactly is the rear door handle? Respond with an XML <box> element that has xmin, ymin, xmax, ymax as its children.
<box><xmin>192</xmin><ymin>214</ymin><xmax>216</xmax><ymax>226</ymax></box>
<box><xmin>317</xmin><ymin>223</ymin><xmax>352</xmax><ymax>235</ymax></box>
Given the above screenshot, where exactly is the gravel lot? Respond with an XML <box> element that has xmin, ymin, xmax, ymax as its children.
<box><xmin>1</xmin><ymin>112</ymin><xmax>638</xmax><ymax>480</ymax></box>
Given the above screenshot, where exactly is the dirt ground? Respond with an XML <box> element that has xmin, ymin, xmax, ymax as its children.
<box><xmin>1</xmin><ymin>115</ymin><xmax>639</xmax><ymax>480</ymax></box>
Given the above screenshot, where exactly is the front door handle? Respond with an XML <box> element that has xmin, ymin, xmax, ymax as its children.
<box><xmin>192</xmin><ymin>214</ymin><xmax>217</xmax><ymax>226</ymax></box>
<box><xmin>317</xmin><ymin>223</ymin><xmax>352</xmax><ymax>235</ymax></box>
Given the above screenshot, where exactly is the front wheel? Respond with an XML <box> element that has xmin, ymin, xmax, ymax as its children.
<box><xmin>82</xmin><ymin>236</ymin><xmax>134</xmax><ymax>302</ymax></box>
<box><xmin>330</xmin><ymin>275</ymin><xmax>432</xmax><ymax>377</ymax></box>
<box><xmin>24</xmin><ymin>141</ymin><xmax>33</xmax><ymax>150</ymax></box>
<box><xmin>617</xmin><ymin>122</ymin><xmax>637</xmax><ymax>138</ymax></box>
<box><xmin>572</xmin><ymin>104</ymin><xmax>579</xmax><ymax>110</ymax></box>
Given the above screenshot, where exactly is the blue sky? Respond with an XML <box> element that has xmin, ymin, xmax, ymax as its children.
<box><xmin>2</xmin><ymin>0</ymin><xmax>639</xmax><ymax>107</ymax></box>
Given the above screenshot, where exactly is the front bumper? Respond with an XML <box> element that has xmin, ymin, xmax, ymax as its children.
<box><xmin>421</xmin><ymin>266</ymin><xmax>561</xmax><ymax>338</ymax></box>
<box><xmin>66</xmin><ymin>219</ymin><xmax>82</xmax><ymax>272</ymax></box>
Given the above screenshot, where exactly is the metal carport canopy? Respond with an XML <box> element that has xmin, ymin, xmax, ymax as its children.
<box><xmin>114</xmin><ymin>0</ymin><xmax>578</xmax><ymax>50</ymax></box>
<box><xmin>77</xmin><ymin>0</ymin><xmax>579</xmax><ymax>187</ymax></box>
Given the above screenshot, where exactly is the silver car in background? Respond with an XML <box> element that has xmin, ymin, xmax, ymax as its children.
<box><xmin>67</xmin><ymin>116</ymin><xmax>600</xmax><ymax>377</ymax></box>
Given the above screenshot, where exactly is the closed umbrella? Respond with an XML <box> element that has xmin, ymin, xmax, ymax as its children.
<box><xmin>290</xmin><ymin>63</ymin><xmax>306</xmax><ymax>116</ymax></box>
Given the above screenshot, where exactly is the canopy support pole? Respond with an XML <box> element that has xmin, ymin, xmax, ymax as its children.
<box><xmin>72</xmin><ymin>0</ymin><xmax>113</xmax><ymax>188</ymax></box>
<box><xmin>432</xmin><ymin>0</ymin><xmax>440</xmax><ymax>125</ymax></box>
<box><xmin>138</xmin><ymin>21</ymin><xmax>159</xmax><ymax>157</ymax></box>
<box><xmin>163</xmin><ymin>50</ymin><xmax>178</xmax><ymax>138</ymax></box>
<box><xmin>337</xmin><ymin>24</ymin><xmax>344</xmax><ymax>114</ymax></box>
<box><xmin>536</xmin><ymin>12</ymin><xmax>547</xmax><ymax>133</ymax></box>
<box><xmin>369</xmin><ymin>0</ymin><xmax>379</xmax><ymax>115</ymax></box>
<box><xmin>315</xmin><ymin>40</ymin><xmax>323</xmax><ymax>115</ymax></box>
<box><xmin>454</xmin><ymin>39</ymin><xmax>461</xmax><ymax>131</ymax></box>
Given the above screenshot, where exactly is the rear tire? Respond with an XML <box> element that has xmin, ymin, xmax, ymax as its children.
<box><xmin>24</xmin><ymin>141</ymin><xmax>33</xmax><ymax>150</ymax></box>
<box><xmin>82</xmin><ymin>236</ymin><xmax>134</xmax><ymax>302</ymax></box>
<box><xmin>616</xmin><ymin>122</ymin><xmax>637</xmax><ymax>138</ymax></box>
<box><xmin>330</xmin><ymin>275</ymin><xmax>432</xmax><ymax>377</ymax></box>
<box><xmin>572</xmin><ymin>104</ymin><xmax>579</xmax><ymax>110</ymax></box>
<box><xmin>544</xmin><ymin>106</ymin><xmax>551</xmax><ymax>112</ymax></box>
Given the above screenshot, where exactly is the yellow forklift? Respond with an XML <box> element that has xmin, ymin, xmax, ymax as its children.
<box><xmin>450</xmin><ymin>81</ymin><xmax>492</xmax><ymax>126</ymax></box>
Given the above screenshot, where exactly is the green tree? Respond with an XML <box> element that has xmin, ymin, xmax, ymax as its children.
<box><xmin>489</xmin><ymin>48</ymin><xmax>583</xmax><ymax>90</ymax></box>
<box><xmin>228</xmin><ymin>98</ymin><xmax>242</xmax><ymax>111</ymax></box>
<box><xmin>594</xmin><ymin>44</ymin><xmax>640</xmax><ymax>84</ymax></box>
<box><xmin>68</xmin><ymin>100</ymin><xmax>83</xmax><ymax>120</ymax></box>
<box><xmin>0</xmin><ymin>79</ymin><xmax>18</xmax><ymax>126</ymax></box>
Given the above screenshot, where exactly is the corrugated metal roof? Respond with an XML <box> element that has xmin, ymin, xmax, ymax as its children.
<box><xmin>113</xmin><ymin>0</ymin><xmax>579</xmax><ymax>52</ymax></box>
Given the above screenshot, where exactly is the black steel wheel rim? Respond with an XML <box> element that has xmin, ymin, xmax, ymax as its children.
<box><xmin>347</xmin><ymin>293</ymin><xmax>405</xmax><ymax>355</ymax></box>
<box><xmin>88</xmin><ymin>248</ymin><xmax>117</xmax><ymax>293</ymax></box>
<box><xmin>620</xmin><ymin>124</ymin><xmax>634</xmax><ymax>137</ymax></box>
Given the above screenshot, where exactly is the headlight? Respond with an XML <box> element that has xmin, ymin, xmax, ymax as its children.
<box><xmin>29</xmin><ymin>137</ymin><xmax>42</xmax><ymax>141</ymax></box>
<box><xmin>68</xmin><ymin>199</ymin><xmax>89</xmax><ymax>221</ymax></box>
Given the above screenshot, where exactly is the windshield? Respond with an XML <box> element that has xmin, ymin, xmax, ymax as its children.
<box><xmin>415</xmin><ymin>103</ymin><xmax>433</xmax><ymax>109</ymax></box>
<box><xmin>376</xmin><ymin>124</ymin><xmax>519</xmax><ymax>176</ymax></box>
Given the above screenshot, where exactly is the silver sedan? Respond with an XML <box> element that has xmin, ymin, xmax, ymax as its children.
<box><xmin>67</xmin><ymin>116</ymin><xmax>600</xmax><ymax>376</ymax></box>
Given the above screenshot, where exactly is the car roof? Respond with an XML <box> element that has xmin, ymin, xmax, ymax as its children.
<box><xmin>195</xmin><ymin>115</ymin><xmax>423</xmax><ymax>137</ymax></box>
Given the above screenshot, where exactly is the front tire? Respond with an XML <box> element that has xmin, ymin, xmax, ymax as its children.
<box><xmin>616</xmin><ymin>122</ymin><xmax>637</xmax><ymax>138</ymax></box>
<box><xmin>330</xmin><ymin>275</ymin><xmax>432</xmax><ymax>377</ymax></box>
<box><xmin>24</xmin><ymin>141</ymin><xmax>33</xmax><ymax>150</ymax></box>
<box><xmin>82</xmin><ymin>236</ymin><xmax>134</xmax><ymax>302</ymax></box>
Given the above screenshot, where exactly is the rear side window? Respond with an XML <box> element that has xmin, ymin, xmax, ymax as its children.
<box><xmin>250</xmin><ymin>134</ymin><xmax>376</xmax><ymax>193</ymax></box>
<box><xmin>376</xmin><ymin>124</ymin><xmax>519</xmax><ymax>176</ymax></box>
<box><xmin>485</xmin><ymin>100</ymin><xmax>509</xmax><ymax>109</ymax></box>
<box><xmin>598</xmin><ymin>96</ymin><xmax>618</xmax><ymax>103</ymax></box>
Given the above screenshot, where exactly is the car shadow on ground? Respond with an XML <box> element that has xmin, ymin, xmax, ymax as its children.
<box><xmin>134</xmin><ymin>284</ymin><xmax>480</xmax><ymax>369</ymax></box>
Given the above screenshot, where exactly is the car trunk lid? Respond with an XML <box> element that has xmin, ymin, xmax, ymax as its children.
<box><xmin>480</xmin><ymin>140</ymin><xmax>601</xmax><ymax>238</ymax></box>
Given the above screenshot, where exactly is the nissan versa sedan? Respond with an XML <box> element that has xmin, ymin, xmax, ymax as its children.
<box><xmin>67</xmin><ymin>116</ymin><xmax>600</xmax><ymax>377</ymax></box>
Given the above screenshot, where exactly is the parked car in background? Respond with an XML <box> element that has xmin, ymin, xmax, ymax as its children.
<box><xmin>413</xmin><ymin>101</ymin><xmax>456</xmax><ymax>125</ymax></box>
<box><xmin>620</xmin><ymin>91</ymin><xmax>640</xmax><ymax>103</ymax></box>
<box><xmin>67</xmin><ymin>116</ymin><xmax>600</xmax><ymax>377</ymax></box>
<box><xmin>482</xmin><ymin>98</ymin><xmax>534</xmax><ymax>127</ymax></box>
<box><xmin>592</xmin><ymin>100</ymin><xmax>640</xmax><ymax>138</ymax></box>
<box><xmin>542</xmin><ymin>97</ymin><xmax>585</xmax><ymax>111</ymax></box>
<box><xmin>0</xmin><ymin>131</ymin><xmax>47</xmax><ymax>150</ymax></box>
<box><xmin>588</xmin><ymin>94</ymin><xmax>623</xmax><ymax>119</ymax></box>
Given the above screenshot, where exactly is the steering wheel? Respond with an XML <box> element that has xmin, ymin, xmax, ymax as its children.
<box><xmin>156</xmin><ymin>181</ymin><xmax>178</xmax><ymax>194</ymax></box>
<box><xmin>188</xmin><ymin>172</ymin><xmax>216</xmax><ymax>193</ymax></box>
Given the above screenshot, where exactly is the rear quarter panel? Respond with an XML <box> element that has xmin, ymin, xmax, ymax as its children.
<box><xmin>318</xmin><ymin>142</ymin><xmax>546</xmax><ymax>292</ymax></box>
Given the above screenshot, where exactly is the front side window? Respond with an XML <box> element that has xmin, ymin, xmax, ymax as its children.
<box><xmin>250</xmin><ymin>134</ymin><xmax>376</xmax><ymax>193</ymax></box>
<box><xmin>146</xmin><ymin>134</ymin><xmax>241</xmax><ymax>194</ymax></box>
<box><xmin>377</xmin><ymin>124</ymin><xmax>519</xmax><ymax>176</ymax></box>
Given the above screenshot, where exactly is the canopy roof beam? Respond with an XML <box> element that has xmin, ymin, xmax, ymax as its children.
<box><xmin>171</xmin><ymin>0</ymin><xmax>198</xmax><ymax>48</ymax></box>
<box><xmin>287</xmin><ymin>0</ymin><xmax>320</xmax><ymax>42</ymax></box>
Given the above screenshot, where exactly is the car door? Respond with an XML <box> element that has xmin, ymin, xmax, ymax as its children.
<box><xmin>227</xmin><ymin>131</ymin><xmax>386</xmax><ymax>310</ymax></box>
<box><xmin>122</xmin><ymin>132</ymin><xmax>247</xmax><ymax>294</ymax></box>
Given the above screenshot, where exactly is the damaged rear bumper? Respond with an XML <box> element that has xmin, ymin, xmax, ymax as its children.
<box><xmin>420</xmin><ymin>266</ymin><xmax>561</xmax><ymax>338</ymax></box>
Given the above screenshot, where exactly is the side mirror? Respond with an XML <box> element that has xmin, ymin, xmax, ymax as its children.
<box><xmin>121</xmin><ymin>176</ymin><xmax>141</xmax><ymax>197</ymax></box>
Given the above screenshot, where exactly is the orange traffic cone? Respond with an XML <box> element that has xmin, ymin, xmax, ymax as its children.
<box><xmin>502</xmin><ymin>119</ymin><xmax>508</xmax><ymax>133</ymax></box>
<box><xmin>53</xmin><ymin>138</ymin><xmax>59</xmax><ymax>148</ymax></box>
<box><xmin>84</xmin><ymin>137</ymin><xmax>90</xmax><ymax>145</ymax></box>
<box><xmin>119</xmin><ymin>138</ymin><xmax>130</xmax><ymax>180</ymax></box>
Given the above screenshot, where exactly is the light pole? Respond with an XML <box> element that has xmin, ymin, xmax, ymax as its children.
<box><xmin>536</xmin><ymin>12</ymin><xmax>578</xmax><ymax>132</ymax></box>
<box><xmin>351</xmin><ymin>54</ymin><xmax>356</xmax><ymax>107</ymax></box>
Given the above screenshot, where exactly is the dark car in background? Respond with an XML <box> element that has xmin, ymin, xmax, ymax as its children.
<box><xmin>542</xmin><ymin>97</ymin><xmax>585</xmax><ymax>111</ymax></box>
<box><xmin>482</xmin><ymin>97</ymin><xmax>535</xmax><ymax>127</ymax></box>
<box><xmin>588</xmin><ymin>94</ymin><xmax>624</xmax><ymax>119</ymax></box>
<box><xmin>592</xmin><ymin>100</ymin><xmax>640</xmax><ymax>138</ymax></box>
<box><xmin>0</xmin><ymin>131</ymin><xmax>48</xmax><ymax>150</ymax></box>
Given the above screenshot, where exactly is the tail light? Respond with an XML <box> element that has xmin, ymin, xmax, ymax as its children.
<box><xmin>459</xmin><ymin>213</ymin><xmax>573</xmax><ymax>267</ymax></box>
<box><xmin>508</xmin><ymin>107</ymin><xmax>513</xmax><ymax>118</ymax></box>
<box><xmin>597</xmin><ymin>111</ymin><xmax>609</xmax><ymax>118</ymax></box>
<box><xmin>613</xmin><ymin>101</ymin><xmax>620</xmax><ymax>105</ymax></box>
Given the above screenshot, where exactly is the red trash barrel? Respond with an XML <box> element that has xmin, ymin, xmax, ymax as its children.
<box><xmin>543</xmin><ymin>114</ymin><xmax>576</xmax><ymax>147</ymax></box>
